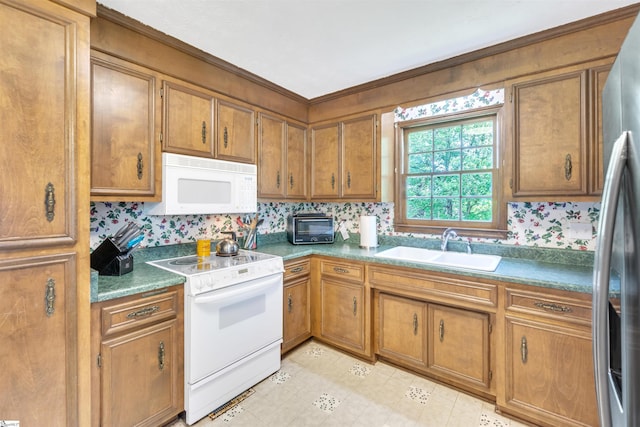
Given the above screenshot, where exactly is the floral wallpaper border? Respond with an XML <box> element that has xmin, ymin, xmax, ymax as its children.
<box><xmin>90</xmin><ymin>201</ymin><xmax>599</xmax><ymax>251</ymax></box>
<box><xmin>394</xmin><ymin>88</ymin><xmax>505</xmax><ymax>122</ymax></box>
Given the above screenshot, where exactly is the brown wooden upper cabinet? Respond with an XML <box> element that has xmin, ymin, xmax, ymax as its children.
<box><xmin>258</xmin><ymin>112</ymin><xmax>308</xmax><ymax>200</ymax></box>
<box><xmin>310</xmin><ymin>114</ymin><xmax>378</xmax><ymax>201</ymax></box>
<box><xmin>161</xmin><ymin>80</ymin><xmax>215</xmax><ymax>158</ymax></box>
<box><xmin>508</xmin><ymin>59</ymin><xmax>612</xmax><ymax>200</ymax></box>
<box><xmin>216</xmin><ymin>100</ymin><xmax>256</xmax><ymax>164</ymax></box>
<box><xmin>90</xmin><ymin>52</ymin><xmax>161</xmax><ymax>201</ymax></box>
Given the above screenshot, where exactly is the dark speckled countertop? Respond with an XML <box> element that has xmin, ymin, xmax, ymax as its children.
<box><xmin>90</xmin><ymin>234</ymin><xmax>602</xmax><ymax>303</ymax></box>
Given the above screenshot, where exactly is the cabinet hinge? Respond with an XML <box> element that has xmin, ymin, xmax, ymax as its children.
<box><xmin>97</xmin><ymin>353</ymin><xmax>102</xmax><ymax>368</ymax></box>
<box><xmin>509</xmin><ymin>90</ymin><xmax>513</xmax><ymax>103</ymax></box>
<box><xmin>160</xmin><ymin>87</ymin><xmax>164</xmax><ymax>98</ymax></box>
<box><xmin>489</xmin><ymin>323</ymin><xmax>493</xmax><ymax>334</ymax></box>
<box><xmin>489</xmin><ymin>370</ymin><xmax>493</xmax><ymax>381</ymax></box>
<box><xmin>160</xmin><ymin>132</ymin><xmax>163</xmax><ymax>143</ymax></box>
<box><xmin>509</xmin><ymin>178</ymin><xmax>513</xmax><ymax>189</ymax></box>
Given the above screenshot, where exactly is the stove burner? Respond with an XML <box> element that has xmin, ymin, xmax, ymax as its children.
<box><xmin>169</xmin><ymin>258</ymin><xmax>201</xmax><ymax>266</ymax></box>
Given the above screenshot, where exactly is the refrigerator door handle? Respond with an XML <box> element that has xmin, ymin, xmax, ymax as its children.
<box><xmin>593</xmin><ymin>131</ymin><xmax>628</xmax><ymax>427</ymax></box>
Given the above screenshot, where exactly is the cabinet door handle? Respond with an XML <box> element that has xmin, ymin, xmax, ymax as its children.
<box><xmin>287</xmin><ymin>293</ymin><xmax>293</xmax><ymax>313</ymax></box>
<box><xmin>564</xmin><ymin>153</ymin><xmax>572</xmax><ymax>180</ymax></box>
<box><xmin>126</xmin><ymin>305</ymin><xmax>160</xmax><ymax>319</ymax></box>
<box><xmin>521</xmin><ymin>336</ymin><xmax>528</xmax><ymax>363</ymax></box>
<box><xmin>347</xmin><ymin>171</ymin><xmax>351</xmax><ymax>189</ymax></box>
<box><xmin>44</xmin><ymin>182</ymin><xmax>56</xmax><ymax>222</ymax></box>
<box><xmin>289</xmin><ymin>174</ymin><xmax>294</xmax><ymax>189</ymax></box>
<box><xmin>201</xmin><ymin>121</ymin><xmax>206</xmax><ymax>144</ymax></box>
<box><xmin>158</xmin><ymin>341</ymin><xmax>165</xmax><ymax>370</ymax></box>
<box><xmin>413</xmin><ymin>313</ymin><xmax>418</xmax><ymax>336</ymax></box>
<box><xmin>45</xmin><ymin>278</ymin><xmax>56</xmax><ymax>317</ymax></box>
<box><xmin>333</xmin><ymin>267</ymin><xmax>349</xmax><ymax>274</ymax></box>
<box><xmin>439</xmin><ymin>319</ymin><xmax>445</xmax><ymax>342</ymax></box>
<box><xmin>534</xmin><ymin>301</ymin><xmax>573</xmax><ymax>313</ymax></box>
<box><xmin>276</xmin><ymin>171</ymin><xmax>281</xmax><ymax>188</ymax></box>
<box><xmin>224</xmin><ymin>126</ymin><xmax>229</xmax><ymax>148</ymax></box>
<box><xmin>136</xmin><ymin>152</ymin><xmax>143</xmax><ymax>180</ymax></box>
<box><xmin>289</xmin><ymin>266</ymin><xmax>304</xmax><ymax>273</ymax></box>
<box><xmin>331</xmin><ymin>173</ymin><xmax>335</xmax><ymax>189</ymax></box>
<box><xmin>352</xmin><ymin>296</ymin><xmax>357</xmax><ymax>316</ymax></box>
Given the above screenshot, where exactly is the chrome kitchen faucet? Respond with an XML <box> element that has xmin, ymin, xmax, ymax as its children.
<box><xmin>441</xmin><ymin>228</ymin><xmax>458</xmax><ymax>251</ymax></box>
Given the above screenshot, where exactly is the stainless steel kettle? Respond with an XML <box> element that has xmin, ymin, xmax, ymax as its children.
<box><xmin>215</xmin><ymin>231</ymin><xmax>239</xmax><ymax>257</ymax></box>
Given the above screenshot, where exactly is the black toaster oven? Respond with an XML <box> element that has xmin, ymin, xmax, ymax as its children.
<box><xmin>287</xmin><ymin>214</ymin><xmax>334</xmax><ymax>244</ymax></box>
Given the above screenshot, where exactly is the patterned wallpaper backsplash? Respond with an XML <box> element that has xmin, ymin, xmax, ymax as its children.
<box><xmin>90</xmin><ymin>201</ymin><xmax>600</xmax><ymax>251</ymax></box>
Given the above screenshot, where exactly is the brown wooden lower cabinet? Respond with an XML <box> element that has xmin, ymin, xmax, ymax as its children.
<box><xmin>282</xmin><ymin>258</ymin><xmax>312</xmax><ymax>353</ymax></box>
<box><xmin>428</xmin><ymin>303</ymin><xmax>491</xmax><ymax>391</ymax></box>
<box><xmin>369</xmin><ymin>262</ymin><xmax>598</xmax><ymax>426</ymax></box>
<box><xmin>312</xmin><ymin>258</ymin><xmax>372</xmax><ymax>359</ymax></box>
<box><xmin>91</xmin><ymin>286</ymin><xmax>184</xmax><ymax>427</ymax></box>
<box><xmin>497</xmin><ymin>285</ymin><xmax>598</xmax><ymax>427</ymax></box>
<box><xmin>377</xmin><ymin>293</ymin><xmax>428</xmax><ymax>369</ymax></box>
<box><xmin>502</xmin><ymin>318</ymin><xmax>597</xmax><ymax>427</ymax></box>
<box><xmin>374</xmin><ymin>290</ymin><xmax>492</xmax><ymax>397</ymax></box>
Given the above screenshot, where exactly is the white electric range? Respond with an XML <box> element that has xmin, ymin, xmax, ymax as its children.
<box><xmin>147</xmin><ymin>249</ymin><xmax>284</xmax><ymax>425</ymax></box>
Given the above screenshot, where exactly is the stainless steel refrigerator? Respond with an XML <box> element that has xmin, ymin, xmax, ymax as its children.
<box><xmin>593</xmin><ymin>11</ymin><xmax>640</xmax><ymax>427</ymax></box>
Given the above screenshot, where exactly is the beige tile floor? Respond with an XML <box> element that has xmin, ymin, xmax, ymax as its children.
<box><xmin>169</xmin><ymin>339</ymin><xmax>529</xmax><ymax>427</ymax></box>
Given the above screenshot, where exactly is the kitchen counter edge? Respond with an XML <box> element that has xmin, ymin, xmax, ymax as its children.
<box><xmin>91</xmin><ymin>241</ymin><xmax>600</xmax><ymax>303</ymax></box>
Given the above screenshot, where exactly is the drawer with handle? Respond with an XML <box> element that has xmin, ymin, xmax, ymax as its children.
<box><xmin>284</xmin><ymin>258</ymin><xmax>311</xmax><ymax>281</ymax></box>
<box><xmin>101</xmin><ymin>289</ymin><xmax>180</xmax><ymax>337</ymax></box>
<box><xmin>505</xmin><ymin>288</ymin><xmax>591</xmax><ymax>326</ymax></box>
<box><xmin>319</xmin><ymin>259</ymin><xmax>364</xmax><ymax>283</ymax></box>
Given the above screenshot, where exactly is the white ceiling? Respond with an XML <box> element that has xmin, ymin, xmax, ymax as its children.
<box><xmin>98</xmin><ymin>0</ymin><xmax>638</xmax><ymax>99</ymax></box>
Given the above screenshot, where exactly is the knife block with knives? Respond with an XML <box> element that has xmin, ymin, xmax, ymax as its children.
<box><xmin>91</xmin><ymin>223</ymin><xmax>143</xmax><ymax>276</ymax></box>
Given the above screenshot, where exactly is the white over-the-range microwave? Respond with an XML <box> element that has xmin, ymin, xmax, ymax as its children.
<box><xmin>145</xmin><ymin>153</ymin><xmax>257</xmax><ymax>215</ymax></box>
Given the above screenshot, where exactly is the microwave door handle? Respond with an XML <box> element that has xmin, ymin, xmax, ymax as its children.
<box><xmin>593</xmin><ymin>131</ymin><xmax>628</xmax><ymax>427</ymax></box>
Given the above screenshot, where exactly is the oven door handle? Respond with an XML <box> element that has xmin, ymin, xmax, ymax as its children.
<box><xmin>192</xmin><ymin>274</ymin><xmax>281</xmax><ymax>305</ymax></box>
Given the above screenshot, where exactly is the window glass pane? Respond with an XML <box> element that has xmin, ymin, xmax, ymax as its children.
<box><xmin>408</xmin><ymin>130</ymin><xmax>432</xmax><ymax>153</ymax></box>
<box><xmin>434</xmin><ymin>126</ymin><xmax>461</xmax><ymax>150</ymax></box>
<box><xmin>462</xmin><ymin>147</ymin><xmax>493</xmax><ymax>170</ymax></box>
<box><xmin>408</xmin><ymin>153</ymin><xmax>432</xmax><ymax>174</ymax></box>
<box><xmin>398</xmin><ymin>106</ymin><xmax>500</xmax><ymax>230</ymax></box>
<box><xmin>407</xmin><ymin>198</ymin><xmax>432</xmax><ymax>219</ymax></box>
<box><xmin>406</xmin><ymin>176</ymin><xmax>431</xmax><ymax>197</ymax></box>
<box><xmin>433</xmin><ymin>198</ymin><xmax>460</xmax><ymax>220</ymax></box>
<box><xmin>462</xmin><ymin>172</ymin><xmax>492</xmax><ymax>196</ymax></box>
<box><xmin>434</xmin><ymin>150</ymin><xmax>461</xmax><ymax>172</ymax></box>
<box><xmin>462</xmin><ymin>121</ymin><xmax>493</xmax><ymax>147</ymax></box>
<box><xmin>461</xmin><ymin>198</ymin><xmax>492</xmax><ymax>221</ymax></box>
<box><xmin>433</xmin><ymin>174</ymin><xmax>459</xmax><ymax>197</ymax></box>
